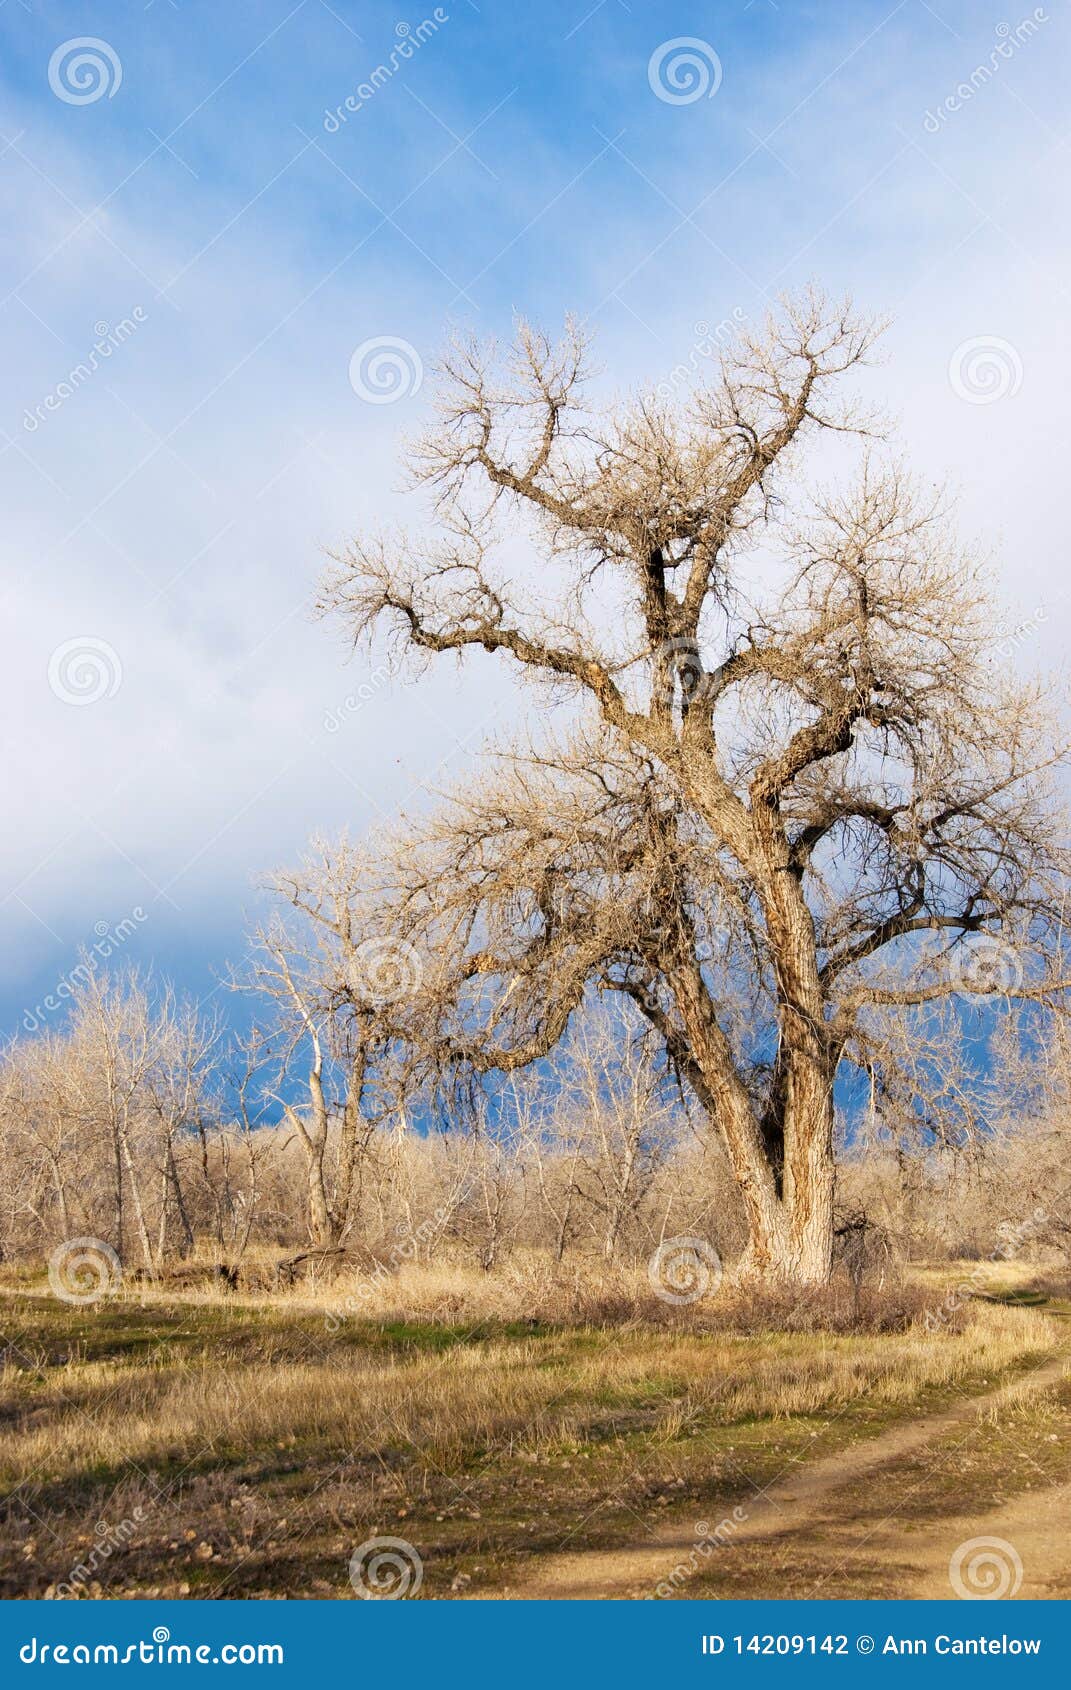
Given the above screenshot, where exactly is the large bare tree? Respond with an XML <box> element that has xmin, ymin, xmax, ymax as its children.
<box><xmin>319</xmin><ymin>291</ymin><xmax>1069</xmax><ymax>1284</ymax></box>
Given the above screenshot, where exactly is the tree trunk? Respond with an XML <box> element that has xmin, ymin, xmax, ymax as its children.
<box><xmin>119</xmin><ymin>1118</ymin><xmax>155</xmax><ymax>1274</ymax></box>
<box><xmin>739</xmin><ymin>1081</ymin><xmax>834</xmax><ymax>1284</ymax></box>
<box><xmin>45</xmin><ymin>1150</ymin><xmax>71</xmax><ymax>1241</ymax></box>
<box><xmin>670</xmin><ymin>951</ymin><xmax>835</xmax><ymax>1286</ymax></box>
<box><xmin>166</xmin><ymin>1136</ymin><xmax>195</xmax><ymax>1258</ymax></box>
<box><xmin>781</xmin><ymin>1060</ymin><xmax>835</xmax><ymax>1283</ymax></box>
<box><xmin>283</xmin><ymin>1044</ymin><xmax>340</xmax><ymax>1248</ymax></box>
<box><xmin>749</xmin><ymin>809</ymin><xmax>837</xmax><ymax>1285</ymax></box>
<box><xmin>304</xmin><ymin>1143</ymin><xmax>336</xmax><ymax>1247</ymax></box>
<box><xmin>112</xmin><ymin>1121</ymin><xmax>124</xmax><ymax>1262</ymax></box>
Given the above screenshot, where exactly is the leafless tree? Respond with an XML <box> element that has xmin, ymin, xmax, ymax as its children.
<box><xmin>547</xmin><ymin>1013</ymin><xmax>678</xmax><ymax>1262</ymax></box>
<box><xmin>143</xmin><ymin>993</ymin><xmax>223</xmax><ymax>1263</ymax></box>
<box><xmin>457</xmin><ymin>1115</ymin><xmax>525</xmax><ymax>1272</ymax></box>
<box><xmin>0</xmin><ymin>968</ymin><xmax>225</xmax><ymax>1271</ymax></box>
<box><xmin>246</xmin><ymin>839</ymin><xmax>404</xmax><ymax>1248</ymax></box>
<box><xmin>319</xmin><ymin>290</ymin><xmax>1070</xmax><ymax>1284</ymax></box>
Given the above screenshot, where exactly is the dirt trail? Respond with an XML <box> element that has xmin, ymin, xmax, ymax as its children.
<box><xmin>905</xmin><ymin>1480</ymin><xmax>1071</xmax><ymax>1600</ymax></box>
<box><xmin>494</xmin><ymin>1352</ymin><xmax>1071</xmax><ymax>1600</ymax></box>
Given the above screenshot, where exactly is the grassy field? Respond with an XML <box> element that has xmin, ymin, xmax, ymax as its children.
<box><xmin>1</xmin><ymin>1264</ymin><xmax>1068</xmax><ymax>1600</ymax></box>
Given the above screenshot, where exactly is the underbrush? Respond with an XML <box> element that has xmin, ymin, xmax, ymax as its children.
<box><xmin>13</xmin><ymin>1249</ymin><xmax>940</xmax><ymax>1336</ymax></box>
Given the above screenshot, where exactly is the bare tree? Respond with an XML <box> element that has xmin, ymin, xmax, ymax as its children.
<box><xmin>198</xmin><ymin>1031</ymin><xmax>289</xmax><ymax>1268</ymax></box>
<box><xmin>73</xmin><ymin>970</ymin><xmax>158</xmax><ymax>1271</ymax></box>
<box><xmin>460</xmin><ymin>1115</ymin><xmax>525</xmax><ymax>1272</ymax></box>
<box><xmin>247</xmin><ymin>839</ymin><xmax>401</xmax><ymax>1248</ymax></box>
<box><xmin>141</xmin><ymin>991</ymin><xmax>223</xmax><ymax>1265</ymax></box>
<box><xmin>549</xmin><ymin>1013</ymin><xmax>677</xmax><ymax>1262</ymax></box>
<box><xmin>319</xmin><ymin>291</ymin><xmax>1070</xmax><ymax>1284</ymax></box>
<box><xmin>0</xmin><ymin>967</ymin><xmax>226</xmax><ymax>1271</ymax></box>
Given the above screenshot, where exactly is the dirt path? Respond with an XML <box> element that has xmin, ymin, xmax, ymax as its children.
<box><xmin>493</xmin><ymin>1352</ymin><xmax>1071</xmax><ymax>1600</ymax></box>
<box><xmin>904</xmin><ymin>1480</ymin><xmax>1071</xmax><ymax>1600</ymax></box>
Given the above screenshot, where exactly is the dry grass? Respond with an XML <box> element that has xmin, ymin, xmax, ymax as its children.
<box><xmin>2</xmin><ymin>1303</ymin><xmax>1052</xmax><ymax>1482</ymax></box>
<box><xmin>108</xmin><ymin>1249</ymin><xmax>933</xmax><ymax>1334</ymax></box>
<box><xmin>0</xmin><ymin>1266</ymin><xmax>1063</xmax><ymax>1599</ymax></box>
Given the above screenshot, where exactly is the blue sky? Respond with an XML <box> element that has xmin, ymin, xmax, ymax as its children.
<box><xmin>1</xmin><ymin>0</ymin><xmax>1068</xmax><ymax>1040</ymax></box>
